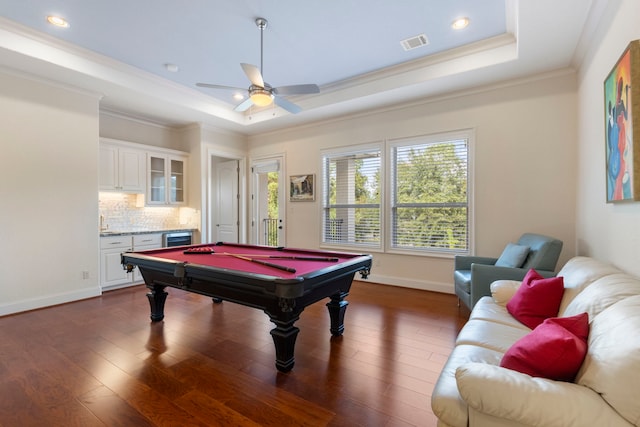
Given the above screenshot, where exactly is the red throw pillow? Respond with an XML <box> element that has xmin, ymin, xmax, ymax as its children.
<box><xmin>507</xmin><ymin>269</ymin><xmax>565</xmax><ymax>329</ymax></box>
<box><xmin>500</xmin><ymin>312</ymin><xmax>589</xmax><ymax>382</ymax></box>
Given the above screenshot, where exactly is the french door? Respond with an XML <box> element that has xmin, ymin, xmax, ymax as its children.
<box><xmin>251</xmin><ymin>156</ymin><xmax>285</xmax><ymax>246</ymax></box>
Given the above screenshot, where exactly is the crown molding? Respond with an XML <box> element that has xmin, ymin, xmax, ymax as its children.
<box><xmin>0</xmin><ymin>62</ymin><xmax>103</xmax><ymax>100</ymax></box>
<box><xmin>250</xmin><ymin>67</ymin><xmax>576</xmax><ymax>140</ymax></box>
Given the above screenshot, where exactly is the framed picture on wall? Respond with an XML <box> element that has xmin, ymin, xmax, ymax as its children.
<box><xmin>289</xmin><ymin>174</ymin><xmax>315</xmax><ymax>201</ymax></box>
<box><xmin>604</xmin><ymin>39</ymin><xmax>640</xmax><ymax>202</ymax></box>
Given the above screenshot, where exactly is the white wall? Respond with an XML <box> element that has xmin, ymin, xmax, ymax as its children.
<box><xmin>576</xmin><ymin>0</ymin><xmax>640</xmax><ymax>276</ymax></box>
<box><xmin>100</xmin><ymin>111</ymin><xmax>187</xmax><ymax>151</ymax></box>
<box><xmin>0</xmin><ymin>72</ymin><xmax>102</xmax><ymax>315</ymax></box>
<box><xmin>249</xmin><ymin>72</ymin><xmax>578</xmax><ymax>293</ymax></box>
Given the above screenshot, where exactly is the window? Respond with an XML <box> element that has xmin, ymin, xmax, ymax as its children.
<box><xmin>321</xmin><ymin>146</ymin><xmax>381</xmax><ymax>248</ymax></box>
<box><xmin>390</xmin><ymin>132</ymin><xmax>470</xmax><ymax>254</ymax></box>
<box><xmin>321</xmin><ymin>131</ymin><xmax>471</xmax><ymax>255</ymax></box>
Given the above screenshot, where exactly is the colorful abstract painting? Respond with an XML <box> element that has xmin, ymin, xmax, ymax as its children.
<box><xmin>605</xmin><ymin>40</ymin><xmax>640</xmax><ymax>202</ymax></box>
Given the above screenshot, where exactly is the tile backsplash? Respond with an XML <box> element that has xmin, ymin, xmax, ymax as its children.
<box><xmin>99</xmin><ymin>192</ymin><xmax>200</xmax><ymax>232</ymax></box>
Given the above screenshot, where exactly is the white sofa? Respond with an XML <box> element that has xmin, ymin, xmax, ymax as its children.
<box><xmin>431</xmin><ymin>256</ymin><xmax>640</xmax><ymax>427</ymax></box>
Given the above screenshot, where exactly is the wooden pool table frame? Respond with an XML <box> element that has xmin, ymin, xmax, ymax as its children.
<box><xmin>122</xmin><ymin>243</ymin><xmax>372</xmax><ymax>372</ymax></box>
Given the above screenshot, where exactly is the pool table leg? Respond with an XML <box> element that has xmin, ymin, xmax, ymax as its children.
<box><xmin>268</xmin><ymin>311</ymin><xmax>302</xmax><ymax>373</ymax></box>
<box><xmin>146</xmin><ymin>284</ymin><xmax>168</xmax><ymax>322</ymax></box>
<box><xmin>326</xmin><ymin>291</ymin><xmax>349</xmax><ymax>336</ymax></box>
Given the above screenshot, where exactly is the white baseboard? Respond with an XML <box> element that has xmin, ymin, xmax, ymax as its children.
<box><xmin>0</xmin><ymin>286</ymin><xmax>102</xmax><ymax>317</ymax></box>
<box><xmin>101</xmin><ymin>281</ymin><xmax>142</xmax><ymax>292</ymax></box>
<box><xmin>362</xmin><ymin>273</ymin><xmax>454</xmax><ymax>294</ymax></box>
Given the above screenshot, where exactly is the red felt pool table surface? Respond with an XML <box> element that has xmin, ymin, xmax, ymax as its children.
<box><xmin>136</xmin><ymin>242</ymin><xmax>359</xmax><ymax>278</ymax></box>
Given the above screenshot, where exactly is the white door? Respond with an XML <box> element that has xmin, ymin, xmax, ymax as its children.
<box><xmin>215</xmin><ymin>160</ymin><xmax>239</xmax><ymax>243</ymax></box>
<box><xmin>251</xmin><ymin>157</ymin><xmax>285</xmax><ymax>246</ymax></box>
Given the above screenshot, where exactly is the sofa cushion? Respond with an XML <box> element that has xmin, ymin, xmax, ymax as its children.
<box><xmin>507</xmin><ymin>269</ymin><xmax>565</xmax><ymax>329</ymax></box>
<box><xmin>490</xmin><ymin>280</ymin><xmax>521</xmax><ymax>306</ymax></box>
<box><xmin>500</xmin><ymin>313</ymin><xmax>589</xmax><ymax>382</ymax></box>
<box><xmin>456</xmin><ymin>318</ymin><xmax>530</xmax><ymax>353</ymax></box>
<box><xmin>561</xmin><ymin>273</ymin><xmax>640</xmax><ymax>319</ymax></box>
<box><xmin>431</xmin><ymin>344</ymin><xmax>504</xmax><ymax>427</ymax></box>
<box><xmin>556</xmin><ymin>256</ymin><xmax>622</xmax><ymax>315</ymax></box>
<box><xmin>470</xmin><ymin>296</ymin><xmax>530</xmax><ymax>329</ymax></box>
<box><xmin>456</xmin><ymin>363</ymin><xmax>632</xmax><ymax>427</ymax></box>
<box><xmin>576</xmin><ymin>295</ymin><xmax>640</xmax><ymax>425</ymax></box>
<box><xmin>495</xmin><ymin>243</ymin><xmax>530</xmax><ymax>268</ymax></box>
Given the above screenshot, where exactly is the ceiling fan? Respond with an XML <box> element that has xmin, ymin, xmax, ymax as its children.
<box><xmin>196</xmin><ymin>18</ymin><xmax>320</xmax><ymax>114</ymax></box>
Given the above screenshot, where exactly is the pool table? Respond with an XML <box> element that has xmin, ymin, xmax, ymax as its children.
<box><xmin>121</xmin><ymin>242</ymin><xmax>372</xmax><ymax>372</ymax></box>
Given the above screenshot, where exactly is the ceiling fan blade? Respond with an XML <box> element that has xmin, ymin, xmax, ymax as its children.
<box><xmin>233</xmin><ymin>97</ymin><xmax>254</xmax><ymax>112</ymax></box>
<box><xmin>273</xmin><ymin>84</ymin><xmax>320</xmax><ymax>96</ymax></box>
<box><xmin>196</xmin><ymin>83</ymin><xmax>246</xmax><ymax>91</ymax></box>
<box><xmin>240</xmin><ymin>63</ymin><xmax>264</xmax><ymax>88</ymax></box>
<box><xmin>273</xmin><ymin>96</ymin><xmax>302</xmax><ymax>114</ymax></box>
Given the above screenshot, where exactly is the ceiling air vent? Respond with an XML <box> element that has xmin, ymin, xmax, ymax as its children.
<box><xmin>400</xmin><ymin>34</ymin><xmax>429</xmax><ymax>51</ymax></box>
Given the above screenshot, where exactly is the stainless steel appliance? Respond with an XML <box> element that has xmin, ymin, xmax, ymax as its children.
<box><xmin>162</xmin><ymin>231</ymin><xmax>192</xmax><ymax>247</ymax></box>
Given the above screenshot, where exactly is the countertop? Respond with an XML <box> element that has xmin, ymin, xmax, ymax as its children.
<box><xmin>100</xmin><ymin>228</ymin><xmax>195</xmax><ymax>237</ymax></box>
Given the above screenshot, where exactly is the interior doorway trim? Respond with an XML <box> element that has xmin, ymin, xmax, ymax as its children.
<box><xmin>206</xmin><ymin>147</ymin><xmax>247</xmax><ymax>244</ymax></box>
<box><xmin>250</xmin><ymin>154</ymin><xmax>286</xmax><ymax>246</ymax></box>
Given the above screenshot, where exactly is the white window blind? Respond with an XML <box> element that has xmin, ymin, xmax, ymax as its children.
<box><xmin>322</xmin><ymin>148</ymin><xmax>381</xmax><ymax>247</ymax></box>
<box><xmin>391</xmin><ymin>136</ymin><xmax>469</xmax><ymax>252</ymax></box>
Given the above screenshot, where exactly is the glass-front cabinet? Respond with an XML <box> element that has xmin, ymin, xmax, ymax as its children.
<box><xmin>170</xmin><ymin>158</ymin><xmax>185</xmax><ymax>203</ymax></box>
<box><xmin>147</xmin><ymin>153</ymin><xmax>187</xmax><ymax>205</ymax></box>
<box><xmin>149</xmin><ymin>156</ymin><xmax>166</xmax><ymax>203</ymax></box>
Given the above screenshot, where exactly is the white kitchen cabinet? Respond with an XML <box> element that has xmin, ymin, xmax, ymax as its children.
<box><xmin>100</xmin><ymin>236</ymin><xmax>133</xmax><ymax>290</ymax></box>
<box><xmin>99</xmin><ymin>141</ymin><xmax>146</xmax><ymax>193</ymax></box>
<box><xmin>100</xmin><ymin>233</ymin><xmax>163</xmax><ymax>290</ymax></box>
<box><xmin>147</xmin><ymin>153</ymin><xmax>187</xmax><ymax>205</ymax></box>
<box><xmin>132</xmin><ymin>233</ymin><xmax>163</xmax><ymax>282</ymax></box>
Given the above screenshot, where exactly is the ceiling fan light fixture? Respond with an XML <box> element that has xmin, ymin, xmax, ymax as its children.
<box><xmin>250</xmin><ymin>89</ymin><xmax>274</xmax><ymax>107</ymax></box>
<box><xmin>197</xmin><ymin>16</ymin><xmax>317</xmax><ymax>114</ymax></box>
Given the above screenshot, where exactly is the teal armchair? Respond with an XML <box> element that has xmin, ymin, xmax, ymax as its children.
<box><xmin>454</xmin><ymin>233</ymin><xmax>563</xmax><ymax>310</ymax></box>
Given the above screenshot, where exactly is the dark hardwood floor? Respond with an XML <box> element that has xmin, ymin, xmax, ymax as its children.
<box><xmin>0</xmin><ymin>280</ymin><xmax>468</xmax><ymax>426</ymax></box>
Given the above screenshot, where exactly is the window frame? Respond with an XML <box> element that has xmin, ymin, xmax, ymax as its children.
<box><xmin>319</xmin><ymin>130</ymin><xmax>474</xmax><ymax>257</ymax></box>
<box><xmin>320</xmin><ymin>142</ymin><xmax>384</xmax><ymax>251</ymax></box>
<box><xmin>387</xmin><ymin>129</ymin><xmax>473</xmax><ymax>257</ymax></box>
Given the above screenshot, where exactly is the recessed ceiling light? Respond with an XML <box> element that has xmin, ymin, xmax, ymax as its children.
<box><xmin>164</xmin><ymin>63</ymin><xmax>179</xmax><ymax>73</ymax></box>
<box><xmin>47</xmin><ymin>15</ymin><xmax>69</xmax><ymax>28</ymax></box>
<box><xmin>233</xmin><ymin>93</ymin><xmax>245</xmax><ymax>101</ymax></box>
<box><xmin>452</xmin><ymin>17</ymin><xmax>470</xmax><ymax>30</ymax></box>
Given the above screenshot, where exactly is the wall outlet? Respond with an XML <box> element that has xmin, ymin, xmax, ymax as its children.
<box><xmin>82</xmin><ymin>271</ymin><xmax>90</xmax><ymax>280</ymax></box>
